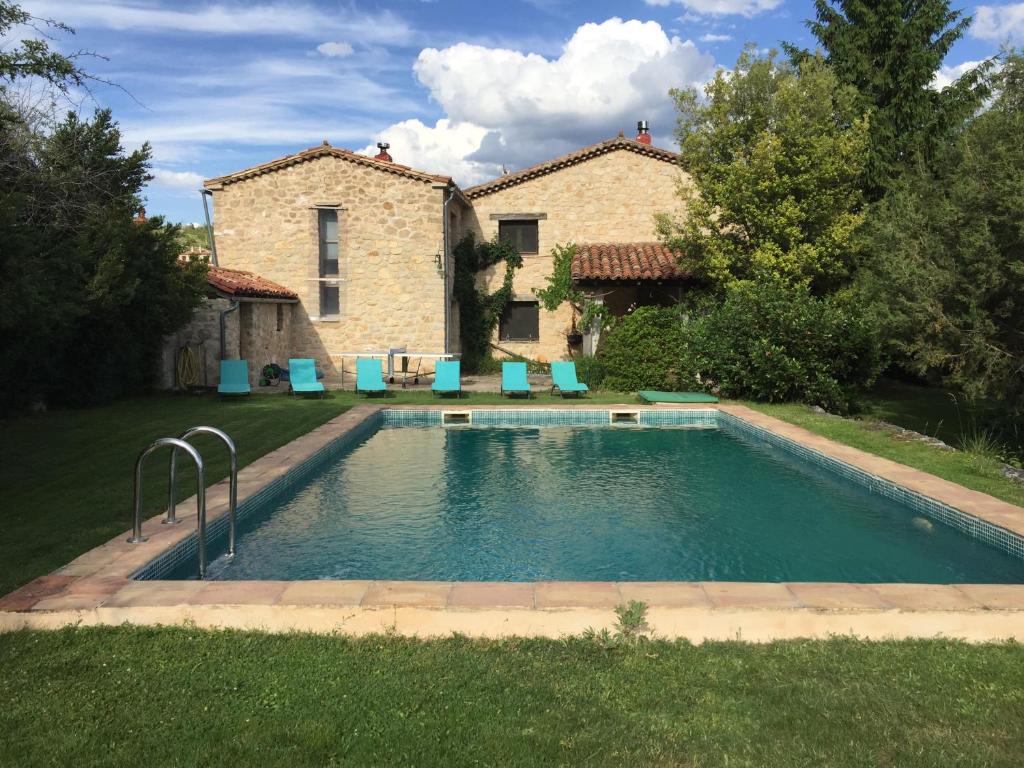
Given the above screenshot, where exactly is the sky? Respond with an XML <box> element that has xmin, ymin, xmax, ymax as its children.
<box><xmin>13</xmin><ymin>0</ymin><xmax>1023</xmax><ymax>223</ymax></box>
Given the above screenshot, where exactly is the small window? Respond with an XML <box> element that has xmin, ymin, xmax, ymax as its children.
<box><xmin>318</xmin><ymin>209</ymin><xmax>340</xmax><ymax>316</ymax></box>
<box><xmin>499</xmin><ymin>301</ymin><xmax>540</xmax><ymax>342</ymax></box>
<box><xmin>276</xmin><ymin>303</ymin><xmax>284</xmax><ymax>332</ymax></box>
<box><xmin>498</xmin><ymin>220</ymin><xmax>538</xmax><ymax>254</ymax></box>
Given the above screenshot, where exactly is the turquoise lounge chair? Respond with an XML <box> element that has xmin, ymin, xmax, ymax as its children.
<box><xmin>217</xmin><ymin>359</ymin><xmax>251</xmax><ymax>396</ymax></box>
<box><xmin>356</xmin><ymin>358</ymin><xmax>387</xmax><ymax>396</ymax></box>
<box><xmin>432</xmin><ymin>360</ymin><xmax>461</xmax><ymax>397</ymax></box>
<box><xmin>551</xmin><ymin>361</ymin><xmax>589</xmax><ymax>397</ymax></box>
<box><xmin>288</xmin><ymin>358</ymin><xmax>325</xmax><ymax>398</ymax></box>
<box><xmin>501</xmin><ymin>361</ymin><xmax>531</xmax><ymax>398</ymax></box>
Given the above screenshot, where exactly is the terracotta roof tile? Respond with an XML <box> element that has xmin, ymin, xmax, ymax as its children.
<box><xmin>206</xmin><ymin>266</ymin><xmax>298</xmax><ymax>301</ymax></box>
<box><xmin>571</xmin><ymin>243</ymin><xmax>693</xmax><ymax>282</ymax></box>
<box><xmin>464</xmin><ymin>137</ymin><xmax>679</xmax><ymax>199</ymax></box>
<box><xmin>204</xmin><ymin>143</ymin><xmax>453</xmax><ymax>189</ymax></box>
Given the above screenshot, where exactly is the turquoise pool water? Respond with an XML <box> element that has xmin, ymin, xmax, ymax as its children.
<box><xmin>167</xmin><ymin>423</ymin><xmax>1024</xmax><ymax>583</ymax></box>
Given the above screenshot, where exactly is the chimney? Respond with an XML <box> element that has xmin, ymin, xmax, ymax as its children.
<box><xmin>374</xmin><ymin>141</ymin><xmax>392</xmax><ymax>162</ymax></box>
<box><xmin>636</xmin><ymin>120</ymin><xmax>651</xmax><ymax>145</ymax></box>
<box><xmin>133</xmin><ymin>207</ymin><xmax>146</xmax><ymax>224</ymax></box>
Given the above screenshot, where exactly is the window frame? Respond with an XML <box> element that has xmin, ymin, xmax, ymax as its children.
<box><xmin>498</xmin><ymin>219</ymin><xmax>539</xmax><ymax>255</ymax></box>
<box><xmin>317</xmin><ymin>208</ymin><xmax>341</xmax><ymax>317</ymax></box>
<box><xmin>499</xmin><ymin>300</ymin><xmax>541</xmax><ymax>342</ymax></box>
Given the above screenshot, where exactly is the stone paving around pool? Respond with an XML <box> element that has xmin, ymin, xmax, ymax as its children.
<box><xmin>3</xmin><ymin>404</ymin><xmax>1024</xmax><ymax>642</ymax></box>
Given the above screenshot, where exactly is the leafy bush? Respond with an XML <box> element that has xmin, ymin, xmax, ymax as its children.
<box><xmin>572</xmin><ymin>355</ymin><xmax>606</xmax><ymax>390</ymax></box>
<box><xmin>600</xmin><ymin>306</ymin><xmax>700</xmax><ymax>392</ymax></box>
<box><xmin>598</xmin><ymin>283</ymin><xmax>882</xmax><ymax>410</ymax></box>
<box><xmin>0</xmin><ymin>108</ymin><xmax>206</xmax><ymax>413</ymax></box>
<box><xmin>693</xmin><ymin>281</ymin><xmax>883</xmax><ymax>412</ymax></box>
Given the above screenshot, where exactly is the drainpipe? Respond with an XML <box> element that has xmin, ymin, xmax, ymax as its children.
<box><xmin>441</xmin><ymin>185</ymin><xmax>457</xmax><ymax>354</ymax></box>
<box><xmin>219</xmin><ymin>301</ymin><xmax>239</xmax><ymax>360</ymax></box>
<box><xmin>199</xmin><ymin>189</ymin><xmax>218</xmax><ymax>266</ymax></box>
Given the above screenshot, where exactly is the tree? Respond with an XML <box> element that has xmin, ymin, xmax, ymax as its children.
<box><xmin>0</xmin><ymin>1</ymin><xmax>86</xmax><ymax>91</ymax></box>
<box><xmin>660</xmin><ymin>47</ymin><xmax>869</xmax><ymax>293</ymax></box>
<box><xmin>856</xmin><ymin>52</ymin><xmax>1024</xmax><ymax>421</ymax></box>
<box><xmin>787</xmin><ymin>0</ymin><xmax>990</xmax><ymax>198</ymax></box>
<box><xmin>0</xmin><ymin>0</ymin><xmax>206</xmax><ymax>411</ymax></box>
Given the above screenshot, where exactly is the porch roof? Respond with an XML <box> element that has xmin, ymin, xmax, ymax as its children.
<box><xmin>207</xmin><ymin>266</ymin><xmax>299</xmax><ymax>302</ymax></box>
<box><xmin>571</xmin><ymin>243</ymin><xmax>693</xmax><ymax>283</ymax></box>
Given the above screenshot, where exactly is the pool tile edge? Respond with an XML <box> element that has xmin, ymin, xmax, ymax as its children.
<box><xmin>4</xmin><ymin>402</ymin><xmax>1024</xmax><ymax>642</ymax></box>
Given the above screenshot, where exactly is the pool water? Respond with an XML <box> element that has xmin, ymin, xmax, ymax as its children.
<box><xmin>178</xmin><ymin>425</ymin><xmax>1024</xmax><ymax>583</ymax></box>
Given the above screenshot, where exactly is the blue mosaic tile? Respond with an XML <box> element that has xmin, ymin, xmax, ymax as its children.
<box><xmin>718</xmin><ymin>411</ymin><xmax>1024</xmax><ymax>561</ymax></box>
<box><xmin>136</xmin><ymin>407</ymin><xmax>1024</xmax><ymax>580</ymax></box>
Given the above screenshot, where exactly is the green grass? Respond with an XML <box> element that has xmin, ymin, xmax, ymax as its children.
<box><xmin>4</xmin><ymin>390</ymin><xmax>1024</xmax><ymax>764</ymax></box>
<box><xmin>5</xmin><ymin>386</ymin><xmax>1024</xmax><ymax>596</ymax></box>
<box><xmin>859</xmin><ymin>379</ymin><xmax>1016</xmax><ymax>453</ymax></box>
<box><xmin>0</xmin><ymin>389</ymin><xmax>638</xmax><ymax>595</ymax></box>
<box><xmin>1</xmin><ymin>627</ymin><xmax>1023</xmax><ymax>767</ymax></box>
<box><xmin>0</xmin><ymin>394</ymin><xmax>351</xmax><ymax>596</ymax></box>
<box><xmin>750</xmin><ymin>401</ymin><xmax>1024</xmax><ymax>508</ymax></box>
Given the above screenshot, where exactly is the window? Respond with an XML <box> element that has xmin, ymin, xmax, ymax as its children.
<box><xmin>276</xmin><ymin>303</ymin><xmax>284</xmax><ymax>332</ymax></box>
<box><xmin>498</xmin><ymin>219</ymin><xmax>538</xmax><ymax>254</ymax></box>
<box><xmin>499</xmin><ymin>301</ymin><xmax>540</xmax><ymax>341</ymax></box>
<box><xmin>318</xmin><ymin>209</ymin><xmax>340</xmax><ymax>316</ymax></box>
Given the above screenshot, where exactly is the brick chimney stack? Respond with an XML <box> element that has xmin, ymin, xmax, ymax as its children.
<box><xmin>636</xmin><ymin>120</ymin><xmax>651</xmax><ymax>145</ymax></box>
<box><xmin>133</xmin><ymin>207</ymin><xmax>146</xmax><ymax>224</ymax></box>
<box><xmin>374</xmin><ymin>141</ymin><xmax>392</xmax><ymax>162</ymax></box>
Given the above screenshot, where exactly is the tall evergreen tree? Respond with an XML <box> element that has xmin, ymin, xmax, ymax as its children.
<box><xmin>786</xmin><ymin>0</ymin><xmax>990</xmax><ymax>198</ymax></box>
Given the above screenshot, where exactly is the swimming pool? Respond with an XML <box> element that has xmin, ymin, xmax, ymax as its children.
<box><xmin>149</xmin><ymin>410</ymin><xmax>1024</xmax><ymax>584</ymax></box>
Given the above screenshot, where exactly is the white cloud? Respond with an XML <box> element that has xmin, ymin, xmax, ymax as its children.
<box><xmin>700</xmin><ymin>33</ymin><xmax>734</xmax><ymax>42</ymax></box>
<box><xmin>973</xmin><ymin>4</ymin><xmax>1024</xmax><ymax>42</ymax></box>
<box><xmin>317</xmin><ymin>41</ymin><xmax>354</xmax><ymax>58</ymax></box>
<box><xmin>359</xmin><ymin>119</ymin><xmax>498</xmax><ymax>184</ymax></box>
<box><xmin>644</xmin><ymin>0</ymin><xmax>783</xmax><ymax>17</ymax></box>
<box><xmin>22</xmin><ymin>1</ymin><xmax>412</xmax><ymax>44</ymax></box>
<box><xmin>149</xmin><ymin>168</ymin><xmax>205</xmax><ymax>190</ymax></box>
<box><xmin>380</xmin><ymin>17</ymin><xmax>714</xmax><ymax>182</ymax></box>
<box><xmin>931</xmin><ymin>60</ymin><xmax>985</xmax><ymax>90</ymax></box>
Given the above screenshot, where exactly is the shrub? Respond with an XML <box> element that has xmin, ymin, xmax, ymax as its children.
<box><xmin>693</xmin><ymin>281</ymin><xmax>883</xmax><ymax>412</ymax></box>
<box><xmin>600</xmin><ymin>306</ymin><xmax>700</xmax><ymax>392</ymax></box>
<box><xmin>572</xmin><ymin>355</ymin><xmax>606</xmax><ymax>390</ymax></box>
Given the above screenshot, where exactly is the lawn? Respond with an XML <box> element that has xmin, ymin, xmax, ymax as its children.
<box><xmin>859</xmin><ymin>378</ymin><xmax>1017</xmax><ymax>453</ymax></box>
<box><xmin>753</xmin><ymin>401</ymin><xmax>1024</xmax><ymax>508</ymax></box>
<box><xmin>4</xmin><ymin>387</ymin><xmax>1024</xmax><ymax>596</ymax></box>
<box><xmin>0</xmin><ymin>394</ymin><xmax>351</xmax><ymax>597</ymax></box>
<box><xmin>4</xmin><ymin>390</ymin><xmax>1024</xmax><ymax>765</ymax></box>
<box><xmin>1</xmin><ymin>627</ymin><xmax>1023</xmax><ymax>767</ymax></box>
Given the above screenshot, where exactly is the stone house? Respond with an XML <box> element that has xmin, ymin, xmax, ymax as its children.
<box><xmin>160</xmin><ymin>255</ymin><xmax>298</xmax><ymax>389</ymax></box>
<box><xmin>198</xmin><ymin>122</ymin><xmax>694</xmax><ymax>381</ymax></box>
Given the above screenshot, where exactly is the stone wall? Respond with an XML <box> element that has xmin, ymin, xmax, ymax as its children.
<box><xmin>210</xmin><ymin>154</ymin><xmax>450</xmax><ymax>381</ymax></box>
<box><xmin>158</xmin><ymin>297</ymin><xmax>240</xmax><ymax>389</ymax></box>
<box><xmin>465</xmin><ymin>147</ymin><xmax>690</xmax><ymax>362</ymax></box>
<box><xmin>239</xmin><ymin>302</ymin><xmax>294</xmax><ymax>386</ymax></box>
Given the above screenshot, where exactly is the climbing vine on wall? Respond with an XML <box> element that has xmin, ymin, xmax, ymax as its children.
<box><xmin>534</xmin><ymin>242</ymin><xmax>609</xmax><ymax>334</ymax></box>
<box><xmin>452</xmin><ymin>232</ymin><xmax>523</xmax><ymax>372</ymax></box>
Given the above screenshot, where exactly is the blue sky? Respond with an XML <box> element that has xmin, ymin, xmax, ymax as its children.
<box><xmin>15</xmin><ymin>0</ymin><xmax>1021</xmax><ymax>223</ymax></box>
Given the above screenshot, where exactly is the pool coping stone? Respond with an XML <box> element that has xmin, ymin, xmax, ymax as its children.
<box><xmin>3</xmin><ymin>402</ymin><xmax>1024</xmax><ymax>642</ymax></box>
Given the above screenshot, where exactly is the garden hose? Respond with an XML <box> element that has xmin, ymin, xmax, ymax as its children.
<box><xmin>176</xmin><ymin>346</ymin><xmax>200</xmax><ymax>389</ymax></box>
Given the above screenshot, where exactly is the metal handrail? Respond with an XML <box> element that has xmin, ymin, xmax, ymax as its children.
<box><xmin>128</xmin><ymin>438</ymin><xmax>208</xmax><ymax>577</ymax></box>
<box><xmin>167</xmin><ymin>426</ymin><xmax>238</xmax><ymax>560</ymax></box>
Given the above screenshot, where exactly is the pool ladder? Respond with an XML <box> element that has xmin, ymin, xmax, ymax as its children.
<box><xmin>126</xmin><ymin>426</ymin><xmax>238</xmax><ymax>579</ymax></box>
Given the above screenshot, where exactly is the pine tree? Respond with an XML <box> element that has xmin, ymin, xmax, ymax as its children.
<box><xmin>786</xmin><ymin>0</ymin><xmax>990</xmax><ymax>198</ymax></box>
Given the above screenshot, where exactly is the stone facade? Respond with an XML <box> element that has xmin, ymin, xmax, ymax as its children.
<box><xmin>159</xmin><ymin>297</ymin><xmax>240</xmax><ymax>389</ymax></box>
<box><xmin>465</xmin><ymin>146</ymin><xmax>689</xmax><ymax>361</ymax></box>
<box><xmin>238</xmin><ymin>302</ymin><xmax>294</xmax><ymax>385</ymax></box>
<box><xmin>208</xmin><ymin>149</ymin><xmax>453</xmax><ymax>380</ymax></box>
<box><xmin>201</xmin><ymin>136</ymin><xmax>688</xmax><ymax>375</ymax></box>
